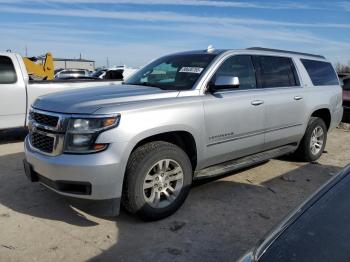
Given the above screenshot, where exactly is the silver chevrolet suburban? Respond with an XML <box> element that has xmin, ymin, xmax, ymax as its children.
<box><xmin>23</xmin><ymin>47</ymin><xmax>343</xmax><ymax>220</ymax></box>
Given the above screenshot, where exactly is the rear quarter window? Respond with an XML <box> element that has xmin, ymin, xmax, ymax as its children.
<box><xmin>0</xmin><ymin>56</ymin><xmax>17</xmax><ymax>84</ymax></box>
<box><xmin>301</xmin><ymin>59</ymin><xmax>339</xmax><ymax>86</ymax></box>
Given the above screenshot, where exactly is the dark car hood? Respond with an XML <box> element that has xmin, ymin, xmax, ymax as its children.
<box><xmin>253</xmin><ymin>165</ymin><xmax>350</xmax><ymax>262</ymax></box>
<box><xmin>33</xmin><ymin>84</ymin><xmax>179</xmax><ymax>114</ymax></box>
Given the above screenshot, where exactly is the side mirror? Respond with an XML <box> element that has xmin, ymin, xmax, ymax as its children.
<box><xmin>209</xmin><ymin>76</ymin><xmax>240</xmax><ymax>92</ymax></box>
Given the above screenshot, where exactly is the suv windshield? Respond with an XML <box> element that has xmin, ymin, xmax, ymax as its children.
<box><xmin>124</xmin><ymin>54</ymin><xmax>216</xmax><ymax>90</ymax></box>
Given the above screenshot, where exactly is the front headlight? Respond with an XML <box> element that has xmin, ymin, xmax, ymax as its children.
<box><xmin>68</xmin><ymin>116</ymin><xmax>119</xmax><ymax>133</ymax></box>
<box><xmin>64</xmin><ymin>115</ymin><xmax>120</xmax><ymax>154</ymax></box>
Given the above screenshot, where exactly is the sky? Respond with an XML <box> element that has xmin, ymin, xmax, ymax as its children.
<box><xmin>0</xmin><ymin>0</ymin><xmax>349</xmax><ymax>67</ymax></box>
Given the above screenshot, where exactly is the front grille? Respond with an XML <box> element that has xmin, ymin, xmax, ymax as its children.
<box><xmin>30</xmin><ymin>111</ymin><xmax>59</xmax><ymax>128</ymax></box>
<box><xmin>30</xmin><ymin>132</ymin><xmax>55</xmax><ymax>153</ymax></box>
<box><xmin>343</xmin><ymin>100</ymin><xmax>350</xmax><ymax>108</ymax></box>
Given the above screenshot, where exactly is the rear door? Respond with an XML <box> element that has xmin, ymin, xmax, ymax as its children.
<box><xmin>0</xmin><ymin>55</ymin><xmax>27</xmax><ymax>129</ymax></box>
<box><xmin>252</xmin><ymin>55</ymin><xmax>306</xmax><ymax>150</ymax></box>
<box><xmin>203</xmin><ymin>55</ymin><xmax>265</xmax><ymax>166</ymax></box>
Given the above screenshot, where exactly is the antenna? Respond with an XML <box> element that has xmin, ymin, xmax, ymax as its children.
<box><xmin>206</xmin><ymin>44</ymin><xmax>215</xmax><ymax>53</ymax></box>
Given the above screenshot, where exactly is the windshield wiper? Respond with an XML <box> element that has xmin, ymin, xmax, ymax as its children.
<box><xmin>124</xmin><ymin>82</ymin><xmax>165</xmax><ymax>90</ymax></box>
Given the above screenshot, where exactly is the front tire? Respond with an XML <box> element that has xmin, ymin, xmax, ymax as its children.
<box><xmin>295</xmin><ymin>117</ymin><xmax>327</xmax><ymax>162</ymax></box>
<box><xmin>122</xmin><ymin>141</ymin><xmax>192</xmax><ymax>221</ymax></box>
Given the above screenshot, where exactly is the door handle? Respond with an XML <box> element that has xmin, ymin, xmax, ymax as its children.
<box><xmin>294</xmin><ymin>96</ymin><xmax>303</xmax><ymax>100</ymax></box>
<box><xmin>251</xmin><ymin>100</ymin><xmax>264</xmax><ymax>106</ymax></box>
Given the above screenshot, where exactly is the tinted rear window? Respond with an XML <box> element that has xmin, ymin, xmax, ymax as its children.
<box><xmin>301</xmin><ymin>59</ymin><xmax>339</xmax><ymax>86</ymax></box>
<box><xmin>0</xmin><ymin>56</ymin><xmax>17</xmax><ymax>84</ymax></box>
<box><xmin>254</xmin><ymin>56</ymin><xmax>299</xmax><ymax>88</ymax></box>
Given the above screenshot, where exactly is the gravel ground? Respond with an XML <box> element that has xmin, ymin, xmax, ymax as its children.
<box><xmin>0</xmin><ymin>127</ymin><xmax>349</xmax><ymax>262</ymax></box>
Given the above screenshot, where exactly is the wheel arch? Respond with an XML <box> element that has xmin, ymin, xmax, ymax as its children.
<box><xmin>128</xmin><ymin>130</ymin><xmax>198</xmax><ymax>171</ymax></box>
<box><xmin>310</xmin><ymin>107</ymin><xmax>331</xmax><ymax>130</ymax></box>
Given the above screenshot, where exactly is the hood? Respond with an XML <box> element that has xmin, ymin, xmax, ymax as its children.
<box><xmin>33</xmin><ymin>84</ymin><xmax>179</xmax><ymax>114</ymax></box>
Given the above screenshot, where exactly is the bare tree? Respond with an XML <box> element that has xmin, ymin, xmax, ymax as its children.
<box><xmin>335</xmin><ymin>61</ymin><xmax>350</xmax><ymax>73</ymax></box>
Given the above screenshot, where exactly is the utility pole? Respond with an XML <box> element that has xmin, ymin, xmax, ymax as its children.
<box><xmin>25</xmin><ymin>45</ymin><xmax>28</xmax><ymax>56</ymax></box>
<box><xmin>106</xmin><ymin>57</ymin><xmax>110</xmax><ymax>68</ymax></box>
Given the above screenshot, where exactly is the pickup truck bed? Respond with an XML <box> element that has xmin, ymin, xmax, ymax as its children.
<box><xmin>0</xmin><ymin>52</ymin><xmax>121</xmax><ymax>130</ymax></box>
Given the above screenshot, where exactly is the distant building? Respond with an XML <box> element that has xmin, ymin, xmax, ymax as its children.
<box><xmin>37</xmin><ymin>56</ymin><xmax>95</xmax><ymax>71</ymax></box>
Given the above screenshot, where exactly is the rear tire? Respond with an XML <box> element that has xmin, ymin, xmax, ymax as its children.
<box><xmin>122</xmin><ymin>141</ymin><xmax>192</xmax><ymax>221</ymax></box>
<box><xmin>295</xmin><ymin>117</ymin><xmax>327</xmax><ymax>162</ymax></box>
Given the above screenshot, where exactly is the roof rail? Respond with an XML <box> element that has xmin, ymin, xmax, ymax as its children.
<box><xmin>247</xmin><ymin>47</ymin><xmax>325</xmax><ymax>59</ymax></box>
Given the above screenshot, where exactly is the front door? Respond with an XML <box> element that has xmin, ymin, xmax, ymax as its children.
<box><xmin>203</xmin><ymin>55</ymin><xmax>265</xmax><ymax>167</ymax></box>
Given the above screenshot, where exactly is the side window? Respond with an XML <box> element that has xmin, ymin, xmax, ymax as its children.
<box><xmin>254</xmin><ymin>56</ymin><xmax>299</xmax><ymax>88</ymax></box>
<box><xmin>0</xmin><ymin>56</ymin><xmax>17</xmax><ymax>84</ymax></box>
<box><xmin>301</xmin><ymin>59</ymin><xmax>339</xmax><ymax>86</ymax></box>
<box><xmin>215</xmin><ymin>55</ymin><xmax>256</xmax><ymax>90</ymax></box>
<box><xmin>105</xmin><ymin>69</ymin><xmax>124</xmax><ymax>80</ymax></box>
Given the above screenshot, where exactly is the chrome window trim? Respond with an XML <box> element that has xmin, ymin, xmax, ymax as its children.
<box><xmin>209</xmin><ymin>88</ymin><xmax>259</xmax><ymax>95</ymax></box>
<box><xmin>197</xmin><ymin>51</ymin><xmax>306</xmax><ymax>94</ymax></box>
<box><xmin>206</xmin><ymin>83</ymin><xmax>303</xmax><ymax>96</ymax></box>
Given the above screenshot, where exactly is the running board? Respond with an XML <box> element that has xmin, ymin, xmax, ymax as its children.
<box><xmin>194</xmin><ymin>145</ymin><xmax>297</xmax><ymax>180</ymax></box>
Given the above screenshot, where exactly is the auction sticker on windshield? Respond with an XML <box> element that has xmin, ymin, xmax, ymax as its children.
<box><xmin>179</xmin><ymin>67</ymin><xmax>204</xmax><ymax>74</ymax></box>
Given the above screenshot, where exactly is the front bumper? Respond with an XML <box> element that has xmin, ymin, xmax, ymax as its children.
<box><xmin>24</xmin><ymin>136</ymin><xmax>127</xmax><ymax>215</ymax></box>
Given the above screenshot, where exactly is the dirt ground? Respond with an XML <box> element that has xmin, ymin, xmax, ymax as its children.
<box><xmin>0</xmin><ymin>127</ymin><xmax>349</xmax><ymax>262</ymax></box>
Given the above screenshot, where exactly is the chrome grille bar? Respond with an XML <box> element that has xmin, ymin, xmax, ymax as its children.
<box><xmin>28</xmin><ymin>108</ymin><xmax>68</xmax><ymax>156</ymax></box>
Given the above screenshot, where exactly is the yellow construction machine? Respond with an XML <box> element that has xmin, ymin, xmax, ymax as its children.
<box><xmin>23</xmin><ymin>52</ymin><xmax>54</xmax><ymax>80</ymax></box>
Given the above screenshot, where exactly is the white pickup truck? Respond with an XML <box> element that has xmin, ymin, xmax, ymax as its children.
<box><xmin>0</xmin><ymin>52</ymin><xmax>121</xmax><ymax>130</ymax></box>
